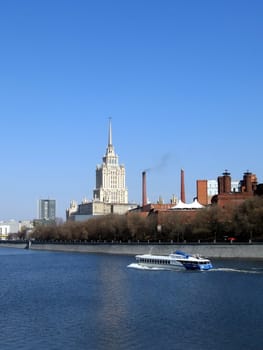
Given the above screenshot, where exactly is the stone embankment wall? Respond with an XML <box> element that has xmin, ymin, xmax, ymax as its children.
<box><xmin>0</xmin><ymin>242</ymin><xmax>28</xmax><ymax>249</ymax></box>
<box><xmin>30</xmin><ymin>242</ymin><xmax>263</xmax><ymax>259</ymax></box>
<box><xmin>1</xmin><ymin>241</ymin><xmax>263</xmax><ymax>259</ymax></box>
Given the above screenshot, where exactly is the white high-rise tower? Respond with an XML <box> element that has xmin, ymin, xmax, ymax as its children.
<box><xmin>93</xmin><ymin>119</ymin><xmax>128</xmax><ymax>204</ymax></box>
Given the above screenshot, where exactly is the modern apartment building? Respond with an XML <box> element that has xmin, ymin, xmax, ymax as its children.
<box><xmin>38</xmin><ymin>199</ymin><xmax>56</xmax><ymax>220</ymax></box>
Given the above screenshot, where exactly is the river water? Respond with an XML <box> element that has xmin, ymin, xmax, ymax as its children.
<box><xmin>0</xmin><ymin>247</ymin><xmax>262</xmax><ymax>350</ymax></box>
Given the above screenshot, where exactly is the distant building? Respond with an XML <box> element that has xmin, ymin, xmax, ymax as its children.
<box><xmin>93</xmin><ymin>118</ymin><xmax>128</xmax><ymax>204</ymax></box>
<box><xmin>0</xmin><ymin>220</ymin><xmax>19</xmax><ymax>239</ymax></box>
<box><xmin>0</xmin><ymin>220</ymin><xmax>34</xmax><ymax>240</ymax></box>
<box><xmin>128</xmin><ymin>169</ymin><xmax>262</xmax><ymax>235</ymax></box>
<box><xmin>211</xmin><ymin>171</ymin><xmax>260</xmax><ymax>207</ymax></box>
<box><xmin>197</xmin><ymin>174</ymin><xmax>240</xmax><ymax>205</ymax></box>
<box><xmin>38</xmin><ymin>199</ymin><xmax>56</xmax><ymax>220</ymax></box>
<box><xmin>67</xmin><ymin>119</ymin><xmax>137</xmax><ymax>221</ymax></box>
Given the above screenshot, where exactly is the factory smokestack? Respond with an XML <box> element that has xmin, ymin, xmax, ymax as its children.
<box><xmin>181</xmin><ymin>169</ymin><xmax>186</xmax><ymax>203</ymax></box>
<box><xmin>142</xmin><ymin>171</ymin><xmax>147</xmax><ymax>207</ymax></box>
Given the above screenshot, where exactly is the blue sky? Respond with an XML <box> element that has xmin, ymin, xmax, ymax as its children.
<box><xmin>1</xmin><ymin>0</ymin><xmax>262</xmax><ymax>220</ymax></box>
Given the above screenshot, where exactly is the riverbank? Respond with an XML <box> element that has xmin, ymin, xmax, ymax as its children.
<box><xmin>1</xmin><ymin>241</ymin><xmax>262</xmax><ymax>259</ymax></box>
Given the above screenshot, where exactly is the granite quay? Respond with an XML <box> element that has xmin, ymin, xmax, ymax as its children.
<box><xmin>1</xmin><ymin>240</ymin><xmax>263</xmax><ymax>259</ymax></box>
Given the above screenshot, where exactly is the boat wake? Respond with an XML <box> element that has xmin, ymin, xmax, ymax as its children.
<box><xmin>212</xmin><ymin>267</ymin><xmax>263</xmax><ymax>274</ymax></box>
<box><xmin>127</xmin><ymin>264</ymin><xmax>263</xmax><ymax>274</ymax></box>
<box><xmin>127</xmin><ymin>263</ymin><xmax>171</xmax><ymax>271</ymax></box>
<box><xmin>127</xmin><ymin>263</ymin><xmax>183</xmax><ymax>271</ymax></box>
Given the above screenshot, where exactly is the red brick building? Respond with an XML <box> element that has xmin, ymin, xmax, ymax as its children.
<box><xmin>211</xmin><ymin>171</ymin><xmax>258</xmax><ymax>207</ymax></box>
<box><xmin>196</xmin><ymin>180</ymin><xmax>208</xmax><ymax>206</ymax></box>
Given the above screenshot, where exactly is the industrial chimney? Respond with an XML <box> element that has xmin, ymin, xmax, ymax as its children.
<box><xmin>218</xmin><ymin>170</ymin><xmax>231</xmax><ymax>194</ymax></box>
<box><xmin>243</xmin><ymin>171</ymin><xmax>253</xmax><ymax>193</ymax></box>
<box><xmin>142</xmin><ymin>171</ymin><xmax>147</xmax><ymax>207</ymax></box>
<box><xmin>181</xmin><ymin>169</ymin><xmax>186</xmax><ymax>203</ymax></box>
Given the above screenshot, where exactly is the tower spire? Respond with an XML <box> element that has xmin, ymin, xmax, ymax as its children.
<box><xmin>108</xmin><ymin>117</ymin><xmax>112</xmax><ymax>147</ymax></box>
<box><xmin>105</xmin><ymin>117</ymin><xmax>115</xmax><ymax>157</ymax></box>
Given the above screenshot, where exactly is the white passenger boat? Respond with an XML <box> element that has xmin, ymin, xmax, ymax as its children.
<box><xmin>135</xmin><ymin>250</ymin><xmax>213</xmax><ymax>271</ymax></box>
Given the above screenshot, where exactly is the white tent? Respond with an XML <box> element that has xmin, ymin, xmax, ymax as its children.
<box><xmin>170</xmin><ymin>198</ymin><xmax>204</xmax><ymax>210</ymax></box>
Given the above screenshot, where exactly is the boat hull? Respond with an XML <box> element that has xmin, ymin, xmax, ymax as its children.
<box><xmin>136</xmin><ymin>261</ymin><xmax>185</xmax><ymax>270</ymax></box>
<box><xmin>182</xmin><ymin>262</ymin><xmax>213</xmax><ymax>271</ymax></box>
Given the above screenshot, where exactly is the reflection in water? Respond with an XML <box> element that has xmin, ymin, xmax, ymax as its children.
<box><xmin>90</xmin><ymin>256</ymin><xmax>133</xmax><ymax>349</ymax></box>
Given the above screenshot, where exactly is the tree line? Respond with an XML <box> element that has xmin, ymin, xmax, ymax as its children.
<box><xmin>31</xmin><ymin>197</ymin><xmax>263</xmax><ymax>243</ymax></box>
